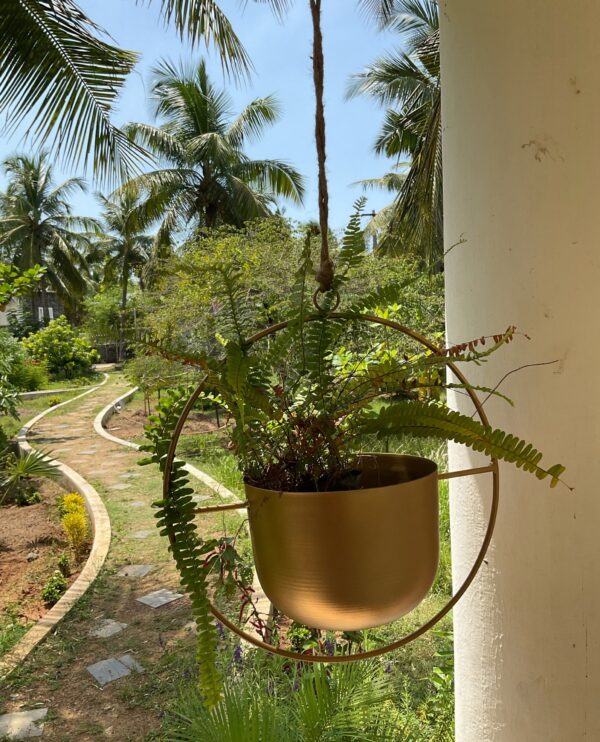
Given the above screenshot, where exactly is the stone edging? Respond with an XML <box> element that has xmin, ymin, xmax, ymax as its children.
<box><xmin>0</xmin><ymin>376</ymin><xmax>112</xmax><ymax>680</ymax></box>
<box><xmin>93</xmin><ymin>389</ymin><xmax>238</xmax><ymax>499</ymax></box>
<box><xmin>20</xmin><ymin>386</ymin><xmax>96</xmax><ymax>400</ymax></box>
<box><xmin>93</xmin><ymin>387</ymin><xmax>140</xmax><ymax>450</ymax></box>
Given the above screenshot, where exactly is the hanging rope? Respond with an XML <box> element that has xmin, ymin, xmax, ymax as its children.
<box><xmin>310</xmin><ymin>0</ymin><xmax>334</xmax><ymax>294</ymax></box>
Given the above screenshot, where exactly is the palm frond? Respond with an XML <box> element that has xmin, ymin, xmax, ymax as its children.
<box><xmin>0</xmin><ymin>0</ymin><xmax>148</xmax><ymax>184</ymax></box>
<box><xmin>226</xmin><ymin>95</ymin><xmax>282</xmax><ymax>147</ymax></box>
<box><xmin>151</xmin><ymin>0</ymin><xmax>252</xmax><ymax>77</ymax></box>
<box><xmin>235</xmin><ymin>159</ymin><xmax>305</xmax><ymax>205</ymax></box>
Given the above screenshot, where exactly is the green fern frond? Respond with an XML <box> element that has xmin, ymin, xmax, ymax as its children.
<box><xmin>139</xmin><ymin>386</ymin><xmax>223</xmax><ymax>706</ymax></box>
<box><xmin>334</xmin><ymin>197</ymin><xmax>368</xmax><ymax>283</ymax></box>
<box><xmin>362</xmin><ymin>401</ymin><xmax>567</xmax><ymax>487</ymax></box>
<box><xmin>348</xmin><ymin>278</ymin><xmax>421</xmax><ymax>314</ymax></box>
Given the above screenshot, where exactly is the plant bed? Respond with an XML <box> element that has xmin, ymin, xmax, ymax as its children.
<box><xmin>108</xmin><ymin>391</ymin><xmax>224</xmax><ymax>446</ymax></box>
<box><xmin>0</xmin><ymin>479</ymin><xmax>90</xmax><ymax>657</ymax></box>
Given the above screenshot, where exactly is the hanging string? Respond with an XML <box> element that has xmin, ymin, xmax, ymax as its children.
<box><xmin>309</xmin><ymin>0</ymin><xmax>334</xmax><ymax>294</ymax></box>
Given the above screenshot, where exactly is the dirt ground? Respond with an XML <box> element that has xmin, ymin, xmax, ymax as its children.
<box><xmin>1</xmin><ymin>376</ymin><xmax>233</xmax><ymax>741</ymax></box>
<box><xmin>0</xmin><ymin>479</ymin><xmax>82</xmax><ymax>622</ymax></box>
<box><xmin>106</xmin><ymin>401</ymin><xmax>224</xmax><ymax>443</ymax></box>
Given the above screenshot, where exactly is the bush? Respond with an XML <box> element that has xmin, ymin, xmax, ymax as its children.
<box><xmin>58</xmin><ymin>492</ymin><xmax>86</xmax><ymax>517</ymax></box>
<box><xmin>21</xmin><ymin>316</ymin><xmax>99</xmax><ymax>379</ymax></box>
<box><xmin>0</xmin><ymin>449</ymin><xmax>60</xmax><ymax>506</ymax></box>
<box><xmin>46</xmin><ymin>396</ymin><xmax>63</xmax><ymax>408</ymax></box>
<box><xmin>14</xmin><ymin>360</ymin><xmax>49</xmax><ymax>391</ymax></box>
<box><xmin>62</xmin><ymin>510</ymin><xmax>89</xmax><ymax>559</ymax></box>
<box><xmin>41</xmin><ymin>570</ymin><xmax>67</xmax><ymax>605</ymax></box>
<box><xmin>57</xmin><ymin>552</ymin><xmax>71</xmax><ymax>577</ymax></box>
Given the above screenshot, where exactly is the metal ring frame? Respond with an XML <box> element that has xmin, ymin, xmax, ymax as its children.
<box><xmin>163</xmin><ymin>313</ymin><xmax>499</xmax><ymax>662</ymax></box>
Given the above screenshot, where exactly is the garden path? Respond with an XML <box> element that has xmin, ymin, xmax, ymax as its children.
<box><xmin>0</xmin><ymin>374</ymin><xmax>220</xmax><ymax>741</ymax></box>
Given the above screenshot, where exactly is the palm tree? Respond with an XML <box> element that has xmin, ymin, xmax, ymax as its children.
<box><xmin>0</xmin><ymin>0</ymin><xmax>395</xmax><ymax>207</ymax></box>
<box><xmin>92</xmin><ymin>187</ymin><xmax>167</xmax><ymax>359</ymax></box>
<box><xmin>95</xmin><ymin>188</ymin><xmax>154</xmax><ymax>311</ymax></box>
<box><xmin>124</xmin><ymin>59</ymin><xmax>305</xmax><ymax>239</ymax></box>
<box><xmin>0</xmin><ymin>153</ymin><xmax>98</xmax><ymax>318</ymax></box>
<box><xmin>0</xmin><ymin>0</ymin><xmax>254</xmax><ymax>183</ymax></box>
<box><xmin>347</xmin><ymin>0</ymin><xmax>442</xmax><ymax>267</ymax></box>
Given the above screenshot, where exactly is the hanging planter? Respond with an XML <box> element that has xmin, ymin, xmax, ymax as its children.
<box><xmin>140</xmin><ymin>0</ymin><xmax>569</xmax><ymax>708</ymax></box>
<box><xmin>154</xmin><ymin>305</ymin><xmax>564</xmax><ymax>659</ymax></box>
<box><xmin>246</xmin><ymin>453</ymin><xmax>439</xmax><ymax>630</ymax></box>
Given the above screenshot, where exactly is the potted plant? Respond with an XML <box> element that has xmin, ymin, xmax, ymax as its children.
<box><xmin>150</xmin><ymin>195</ymin><xmax>565</xmax><ymax>623</ymax></box>
<box><xmin>141</xmin><ymin>0</ymin><xmax>566</xmax><ymax>705</ymax></box>
<box><xmin>142</xmin><ymin>203</ymin><xmax>567</xmax><ymax>704</ymax></box>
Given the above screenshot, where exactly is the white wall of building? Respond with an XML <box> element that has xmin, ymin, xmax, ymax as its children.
<box><xmin>441</xmin><ymin>1</ymin><xmax>600</xmax><ymax>739</ymax></box>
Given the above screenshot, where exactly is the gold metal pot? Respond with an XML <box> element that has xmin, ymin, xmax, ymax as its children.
<box><xmin>245</xmin><ymin>453</ymin><xmax>439</xmax><ymax>631</ymax></box>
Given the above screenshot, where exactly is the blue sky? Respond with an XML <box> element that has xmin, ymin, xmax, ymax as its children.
<box><xmin>0</xmin><ymin>1</ymin><xmax>400</xmax><ymax>232</ymax></box>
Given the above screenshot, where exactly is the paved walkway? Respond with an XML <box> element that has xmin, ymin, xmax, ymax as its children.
<box><xmin>0</xmin><ymin>374</ymin><xmax>222</xmax><ymax>741</ymax></box>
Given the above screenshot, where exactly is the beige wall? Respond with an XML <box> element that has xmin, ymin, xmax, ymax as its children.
<box><xmin>440</xmin><ymin>1</ymin><xmax>600</xmax><ymax>739</ymax></box>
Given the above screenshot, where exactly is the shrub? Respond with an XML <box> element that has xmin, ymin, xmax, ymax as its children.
<box><xmin>58</xmin><ymin>492</ymin><xmax>85</xmax><ymax>517</ymax></box>
<box><xmin>57</xmin><ymin>552</ymin><xmax>71</xmax><ymax>577</ymax></box>
<box><xmin>41</xmin><ymin>570</ymin><xmax>67</xmax><ymax>605</ymax></box>
<box><xmin>21</xmin><ymin>316</ymin><xmax>100</xmax><ymax>379</ymax></box>
<box><xmin>0</xmin><ymin>332</ymin><xmax>48</xmax><ymax>391</ymax></box>
<box><xmin>0</xmin><ymin>449</ymin><xmax>60</xmax><ymax>505</ymax></box>
<box><xmin>14</xmin><ymin>360</ymin><xmax>49</xmax><ymax>391</ymax></box>
<box><xmin>62</xmin><ymin>510</ymin><xmax>89</xmax><ymax>559</ymax></box>
<box><xmin>46</xmin><ymin>396</ymin><xmax>63</xmax><ymax>408</ymax></box>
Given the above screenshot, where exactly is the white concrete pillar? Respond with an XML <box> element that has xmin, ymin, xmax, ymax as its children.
<box><xmin>440</xmin><ymin>2</ymin><xmax>600</xmax><ymax>740</ymax></box>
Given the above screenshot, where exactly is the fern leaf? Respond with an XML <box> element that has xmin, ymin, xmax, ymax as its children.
<box><xmin>362</xmin><ymin>401</ymin><xmax>567</xmax><ymax>487</ymax></box>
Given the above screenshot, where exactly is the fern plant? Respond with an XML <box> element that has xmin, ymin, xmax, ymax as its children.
<box><xmin>141</xmin><ymin>200</ymin><xmax>566</xmax><ymax>706</ymax></box>
<box><xmin>149</xmin><ymin>198</ymin><xmax>566</xmax><ymax>492</ymax></box>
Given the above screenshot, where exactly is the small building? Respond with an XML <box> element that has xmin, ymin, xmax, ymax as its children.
<box><xmin>0</xmin><ymin>289</ymin><xmax>65</xmax><ymax>329</ymax></box>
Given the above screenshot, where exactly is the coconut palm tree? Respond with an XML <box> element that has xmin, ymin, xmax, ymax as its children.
<box><xmin>0</xmin><ymin>0</ymin><xmax>254</xmax><ymax>183</ymax></box>
<box><xmin>93</xmin><ymin>186</ymin><xmax>174</xmax><ymax>359</ymax></box>
<box><xmin>0</xmin><ymin>0</ymin><xmax>396</xmax><ymax>192</ymax></box>
<box><xmin>0</xmin><ymin>153</ymin><xmax>98</xmax><ymax>318</ymax></box>
<box><xmin>123</xmin><ymin>59</ymin><xmax>305</xmax><ymax>238</ymax></box>
<box><xmin>95</xmin><ymin>188</ymin><xmax>154</xmax><ymax>312</ymax></box>
<box><xmin>347</xmin><ymin>0</ymin><xmax>442</xmax><ymax>267</ymax></box>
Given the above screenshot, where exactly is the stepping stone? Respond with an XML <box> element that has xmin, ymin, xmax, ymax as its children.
<box><xmin>86</xmin><ymin>654</ymin><xmax>144</xmax><ymax>686</ymax></box>
<box><xmin>117</xmin><ymin>564</ymin><xmax>153</xmax><ymax>578</ymax></box>
<box><xmin>0</xmin><ymin>709</ymin><xmax>48</xmax><ymax>739</ymax></box>
<box><xmin>89</xmin><ymin>618</ymin><xmax>128</xmax><ymax>638</ymax></box>
<box><xmin>109</xmin><ymin>483</ymin><xmax>131</xmax><ymax>491</ymax></box>
<box><xmin>130</xmin><ymin>529</ymin><xmax>154</xmax><ymax>540</ymax></box>
<box><xmin>117</xmin><ymin>654</ymin><xmax>145</xmax><ymax>673</ymax></box>
<box><xmin>128</xmin><ymin>501</ymin><xmax>145</xmax><ymax>508</ymax></box>
<box><xmin>77</xmin><ymin>450</ymin><xmax>100</xmax><ymax>456</ymax></box>
<box><xmin>120</xmin><ymin>472</ymin><xmax>142</xmax><ymax>479</ymax></box>
<box><xmin>136</xmin><ymin>588</ymin><xmax>183</xmax><ymax>609</ymax></box>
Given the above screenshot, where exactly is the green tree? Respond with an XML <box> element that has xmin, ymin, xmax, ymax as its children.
<box><xmin>93</xmin><ymin>187</ymin><xmax>157</xmax><ymax>358</ymax></box>
<box><xmin>22</xmin><ymin>316</ymin><xmax>99</xmax><ymax>379</ymax></box>
<box><xmin>0</xmin><ymin>153</ymin><xmax>98</xmax><ymax>318</ymax></box>
<box><xmin>0</xmin><ymin>0</ymin><xmax>251</xmax><ymax>182</ymax></box>
<box><xmin>0</xmin><ymin>264</ymin><xmax>45</xmax><ymax>308</ymax></box>
<box><xmin>124</xmin><ymin>59</ymin><xmax>305</xmax><ymax>238</ymax></box>
<box><xmin>348</xmin><ymin>0</ymin><xmax>442</xmax><ymax>266</ymax></box>
<box><xmin>82</xmin><ymin>285</ymin><xmax>125</xmax><ymax>362</ymax></box>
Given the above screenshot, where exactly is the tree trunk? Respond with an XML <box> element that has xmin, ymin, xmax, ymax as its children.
<box><xmin>119</xmin><ymin>249</ymin><xmax>129</xmax><ymax>362</ymax></box>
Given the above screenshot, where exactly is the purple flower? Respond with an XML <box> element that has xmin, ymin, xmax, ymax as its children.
<box><xmin>216</xmin><ymin>622</ymin><xmax>226</xmax><ymax>640</ymax></box>
<box><xmin>325</xmin><ymin>638</ymin><xmax>335</xmax><ymax>656</ymax></box>
<box><xmin>233</xmin><ymin>644</ymin><xmax>243</xmax><ymax>668</ymax></box>
<box><xmin>384</xmin><ymin>663</ymin><xmax>393</xmax><ymax>674</ymax></box>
